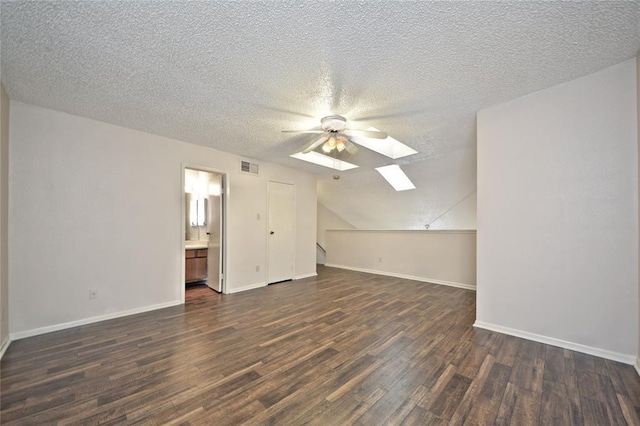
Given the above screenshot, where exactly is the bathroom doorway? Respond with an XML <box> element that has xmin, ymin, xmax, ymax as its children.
<box><xmin>183</xmin><ymin>167</ymin><xmax>226</xmax><ymax>297</ymax></box>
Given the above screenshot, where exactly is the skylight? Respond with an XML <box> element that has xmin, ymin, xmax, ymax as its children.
<box><xmin>375</xmin><ymin>164</ymin><xmax>416</xmax><ymax>191</ymax></box>
<box><xmin>352</xmin><ymin>128</ymin><xmax>418</xmax><ymax>159</ymax></box>
<box><xmin>290</xmin><ymin>151</ymin><xmax>359</xmax><ymax>171</ymax></box>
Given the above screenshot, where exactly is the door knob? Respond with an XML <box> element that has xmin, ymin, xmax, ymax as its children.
<box><xmin>270</xmin><ymin>231</ymin><xmax>275</xmax><ymax>235</ymax></box>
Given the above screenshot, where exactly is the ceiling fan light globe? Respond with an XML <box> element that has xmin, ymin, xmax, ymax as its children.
<box><xmin>322</xmin><ymin>142</ymin><xmax>332</xmax><ymax>153</ymax></box>
<box><xmin>336</xmin><ymin>141</ymin><xmax>346</xmax><ymax>152</ymax></box>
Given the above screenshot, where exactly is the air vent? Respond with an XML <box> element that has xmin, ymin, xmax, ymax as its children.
<box><xmin>240</xmin><ymin>160</ymin><xmax>259</xmax><ymax>175</ymax></box>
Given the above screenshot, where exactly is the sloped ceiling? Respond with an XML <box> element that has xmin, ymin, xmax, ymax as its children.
<box><xmin>2</xmin><ymin>1</ymin><xmax>639</xmax><ymax>229</ymax></box>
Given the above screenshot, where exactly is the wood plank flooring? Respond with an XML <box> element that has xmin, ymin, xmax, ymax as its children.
<box><xmin>1</xmin><ymin>266</ymin><xmax>639</xmax><ymax>425</ymax></box>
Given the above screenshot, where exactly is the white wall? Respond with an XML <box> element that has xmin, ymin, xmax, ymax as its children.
<box><xmin>428</xmin><ymin>191</ymin><xmax>477</xmax><ymax>230</ymax></box>
<box><xmin>318</xmin><ymin>147</ymin><xmax>477</xmax><ymax>230</ymax></box>
<box><xmin>477</xmin><ymin>59</ymin><xmax>638</xmax><ymax>363</ymax></box>
<box><xmin>9</xmin><ymin>101</ymin><xmax>317</xmax><ymax>337</ymax></box>
<box><xmin>317</xmin><ymin>202</ymin><xmax>354</xmax><ymax>249</ymax></box>
<box><xmin>325</xmin><ymin>230</ymin><xmax>476</xmax><ymax>290</ymax></box>
<box><xmin>316</xmin><ymin>203</ymin><xmax>355</xmax><ymax>265</ymax></box>
<box><xmin>0</xmin><ymin>84</ymin><xmax>9</xmax><ymax>355</ymax></box>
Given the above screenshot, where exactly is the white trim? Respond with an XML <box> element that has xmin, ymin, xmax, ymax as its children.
<box><xmin>10</xmin><ymin>300</ymin><xmax>181</xmax><ymax>341</ymax></box>
<box><xmin>473</xmin><ymin>320</ymin><xmax>637</xmax><ymax>365</ymax></box>
<box><xmin>0</xmin><ymin>337</ymin><xmax>10</xmax><ymax>360</ymax></box>
<box><xmin>295</xmin><ymin>272</ymin><xmax>318</xmax><ymax>280</ymax></box>
<box><xmin>635</xmin><ymin>357</ymin><xmax>640</xmax><ymax>376</ymax></box>
<box><xmin>226</xmin><ymin>282</ymin><xmax>267</xmax><ymax>294</ymax></box>
<box><xmin>324</xmin><ymin>263</ymin><xmax>476</xmax><ymax>291</ymax></box>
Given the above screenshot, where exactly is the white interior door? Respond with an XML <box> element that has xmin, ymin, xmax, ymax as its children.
<box><xmin>207</xmin><ymin>174</ymin><xmax>223</xmax><ymax>292</ymax></box>
<box><xmin>268</xmin><ymin>181</ymin><xmax>295</xmax><ymax>284</ymax></box>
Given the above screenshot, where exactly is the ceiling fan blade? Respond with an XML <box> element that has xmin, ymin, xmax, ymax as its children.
<box><xmin>344</xmin><ymin>129</ymin><xmax>388</xmax><ymax>139</ymax></box>
<box><xmin>302</xmin><ymin>135</ymin><xmax>329</xmax><ymax>154</ymax></box>
<box><xmin>282</xmin><ymin>129</ymin><xmax>325</xmax><ymax>134</ymax></box>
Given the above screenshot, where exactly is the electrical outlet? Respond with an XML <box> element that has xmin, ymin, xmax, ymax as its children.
<box><xmin>89</xmin><ymin>289</ymin><xmax>98</xmax><ymax>300</ymax></box>
<box><xmin>256</xmin><ymin>265</ymin><xmax>260</xmax><ymax>272</ymax></box>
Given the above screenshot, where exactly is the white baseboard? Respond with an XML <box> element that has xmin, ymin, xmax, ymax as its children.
<box><xmin>227</xmin><ymin>282</ymin><xmax>267</xmax><ymax>294</ymax></box>
<box><xmin>227</xmin><ymin>274</ymin><xmax>316</xmax><ymax>294</ymax></box>
<box><xmin>324</xmin><ymin>263</ymin><xmax>476</xmax><ymax>291</ymax></box>
<box><xmin>474</xmin><ymin>320</ymin><xmax>637</xmax><ymax>365</ymax></box>
<box><xmin>10</xmin><ymin>300</ymin><xmax>182</xmax><ymax>341</ymax></box>
<box><xmin>0</xmin><ymin>337</ymin><xmax>10</xmax><ymax>360</ymax></box>
<box><xmin>635</xmin><ymin>357</ymin><xmax>640</xmax><ymax>376</ymax></box>
<box><xmin>295</xmin><ymin>272</ymin><xmax>318</xmax><ymax>280</ymax></box>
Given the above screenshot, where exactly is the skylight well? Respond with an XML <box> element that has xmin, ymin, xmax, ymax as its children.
<box><xmin>290</xmin><ymin>151</ymin><xmax>359</xmax><ymax>171</ymax></box>
<box><xmin>352</xmin><ymin>128</ymin><xmax>418</xmax><ymax>159</ymax></box>
<box><xmin>375</xmin><ymin>164</ymin><xmax>416</xmax><ymax>191</ymax></box>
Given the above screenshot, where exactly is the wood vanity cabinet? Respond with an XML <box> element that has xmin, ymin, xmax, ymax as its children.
<box><xmin>185</xmin><ymin>248</ymin><xmax>208</xmax><ymax>283</ymax></box>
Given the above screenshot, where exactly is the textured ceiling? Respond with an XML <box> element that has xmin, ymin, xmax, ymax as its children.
<box><xmin>2</xmin><ymin>1</ymin><xmax>639</xmax><ymax>229</ymax></box>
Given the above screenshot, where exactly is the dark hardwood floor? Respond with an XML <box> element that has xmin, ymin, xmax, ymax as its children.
<box><xmin>1</xmin><ymin>266</ymin><xmax>639</xmax><ymax>425</ymax></box>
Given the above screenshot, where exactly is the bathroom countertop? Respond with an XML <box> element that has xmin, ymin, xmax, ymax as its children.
<box><xmin>185</xmin><ymin>242</ymin><xmax>208</xmax><ymax>250</ymax></box>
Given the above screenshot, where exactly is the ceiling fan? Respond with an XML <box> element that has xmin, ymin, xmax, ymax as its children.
<box><xmin>284</xmin><ymin>114</ymin><xmax>419</xmax><ymax>189</ymax></box>
<box><xmin>282</xmin><ymin>115</ymin><xmax>388</xmax><ymax>155</ymax></box>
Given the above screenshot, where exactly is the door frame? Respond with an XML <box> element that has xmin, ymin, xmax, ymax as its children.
<box><xmin>266</xmin><ymin>180</ymin><xmax>296</xmax><ymax>284</ymax></box>
<box><xmin>181</xmin><ymin>164</ymin><xmax>228</xmax><ymax>302</ymax></box>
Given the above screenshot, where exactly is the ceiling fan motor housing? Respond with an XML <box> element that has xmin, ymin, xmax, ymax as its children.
<box><xmin>321</xmin><ymin>115</ymin><xmax>348</xmax><ymax>132</ymax></box>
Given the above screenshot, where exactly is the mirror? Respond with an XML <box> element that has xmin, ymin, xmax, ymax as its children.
<box><xmin>185</xmin><ymin>193</ymin><xmax>209</xmax><ymax>241</ymax></box>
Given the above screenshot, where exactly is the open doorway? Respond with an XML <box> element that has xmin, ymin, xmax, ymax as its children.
<box><xmin>183</xmin><ymin>167</ymin><xmax>226</xmax><ymax>300</ymax></box>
